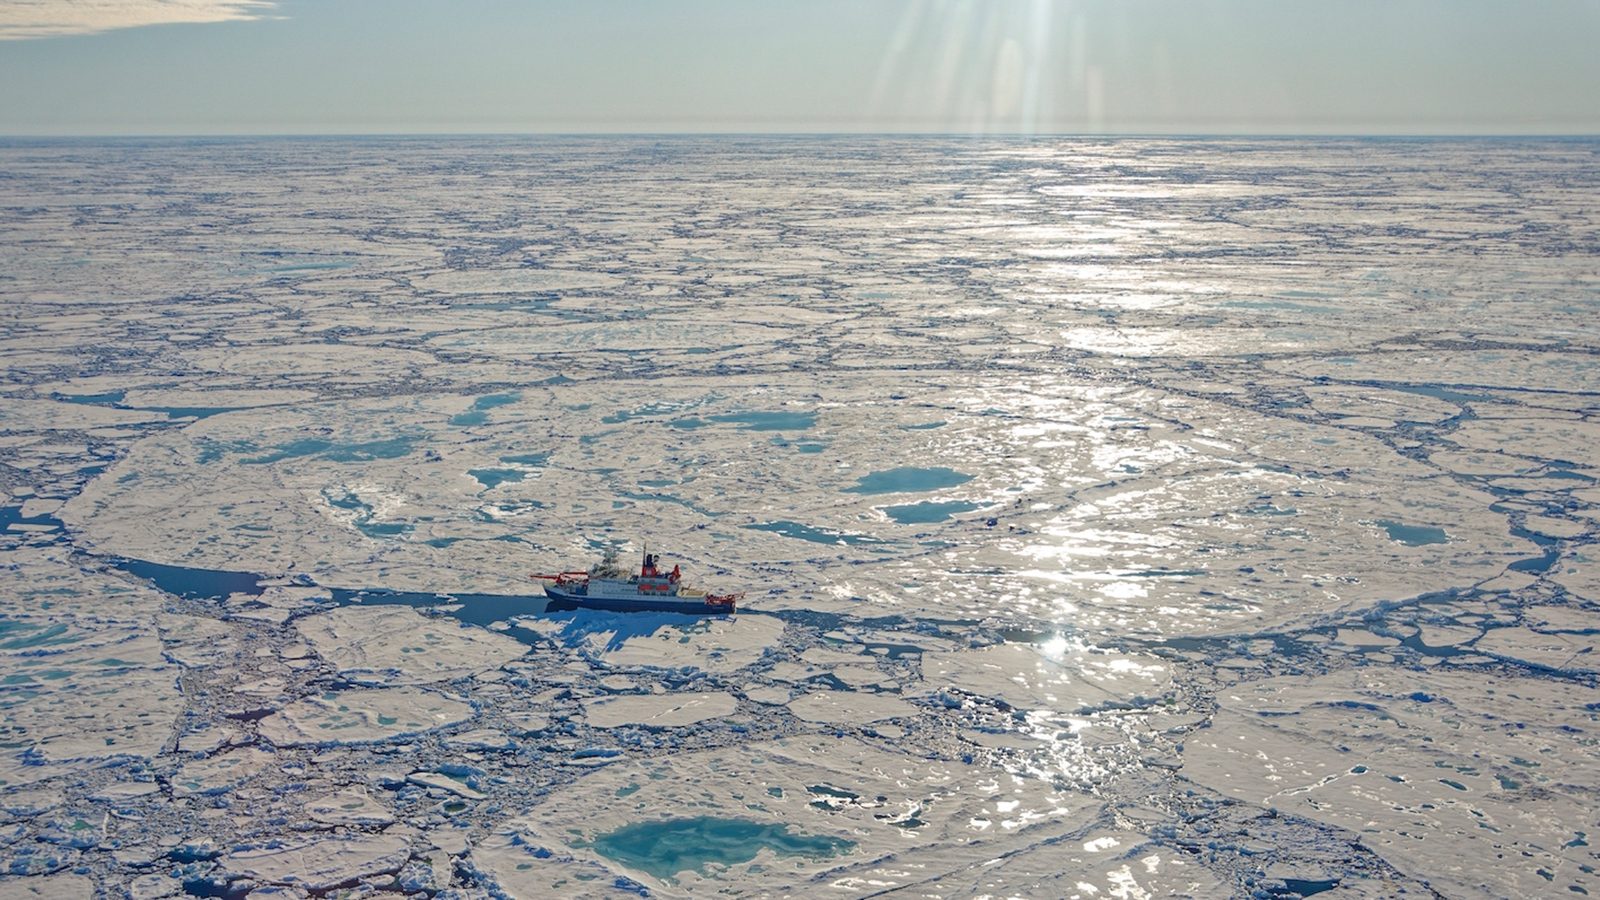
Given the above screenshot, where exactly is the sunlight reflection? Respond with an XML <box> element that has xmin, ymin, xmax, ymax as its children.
<box><xmin>867</xmin><ymin>0</ymin><xmax>1061</xmax><ymax>133</ymax></box>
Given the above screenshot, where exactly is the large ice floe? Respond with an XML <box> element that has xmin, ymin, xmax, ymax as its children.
<box><xmin>473</xmin><ymin>736</ymin><xmax>1126</xmax><ymax>899</ymax></box>
<box><xmin>295</xmin><ymin>606</ymin><xmax>526</xmax><ymax>685</ymax></box>
<box><xmin>0</xmin><ymin>136</ymin><xmax>1598</xmax><ymax>899</ymax></box>
<box><xmin>1183</xmin><ymin>668</ymin><xmax>1600</xmax><ymax>900</ymax></box>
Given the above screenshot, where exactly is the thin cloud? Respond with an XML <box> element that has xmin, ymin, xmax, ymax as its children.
<box><xmin>0</xmin><ymin>0</ymin><xmax>276</xmax><ymax>40</ymax></box>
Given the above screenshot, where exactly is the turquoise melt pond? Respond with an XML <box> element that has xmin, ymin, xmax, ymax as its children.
<box><xmin>582</xmin><ymin>817</ymin><xmax>854</xmax><ymax>880</ymax></box>
<box><xmin>845</xmin><ymin>466</ymin><xmax>972</xmax><ymax>495</ymax></box>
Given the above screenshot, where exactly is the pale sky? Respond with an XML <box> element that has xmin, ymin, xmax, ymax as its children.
<box><xmin>1</xmin><ymin>0</ymin><xmax>1597</xmax><ymax>135</ymax></box>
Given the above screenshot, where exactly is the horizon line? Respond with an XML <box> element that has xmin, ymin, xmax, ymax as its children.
<box><xmin>3</xmin><ymin>131</ymin><xmax>1599</xmax><ymax>141</ymax></box>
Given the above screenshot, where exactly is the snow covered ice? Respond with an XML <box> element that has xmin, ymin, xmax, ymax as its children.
<box><xmin>0</xmin><ymin>136</ymin><xmax>1598</xmax><ymax>898</ymax></box>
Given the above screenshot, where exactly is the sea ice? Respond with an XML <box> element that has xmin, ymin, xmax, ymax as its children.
<box><xmin>407</xmin><ymin>771</ymin><xmax>486</xmax><ymax>800</ymax></box>
<box><xmin>830</xmin><ymin>829</ymin><xmax>1226</xmax><ymax>900</ymax></box>
<box><xmin>582</xmin><ymin>691</ymin><xmax>740</xmax><ymax>729</ymax></box>
<box><xmin>0</xmin><ymin>633</ymin><xmax>182</xmax><ymax>765</ymax></box>
<box><xmin>295</xmin><ymin>605</ymin><xmax>525</xmax><ymax>684</ymax></box>
<box><xmin>786</xmin><ymin>690</ymin><xmax>918</xmax><ymax>725</ymax></box>
<box><xmin>4</xmin><ymin>136</ymin><xmax>1598</xmax><ymax>899</ymax></box>
<box><xmin>440</xmin><ymin>728</ymin><xmax>518</xmax><ymax>751</ymax></box>
<box><xmin>305</xmin><ymin>789</ymin><xmax>396</xmax><ymax>827</ymax></box>
<box><xmin>257</xmin><ymin>687</ymin><xmax>475</xmax><ymax>747</ymax></box>
<box><xmin>1472</xmin><ymin>624</ymin><xmax>1598</xmax><ymax>673</ymax></box>
<box><xmin>474</xmin><ymin>736</ymin><xmax>1100</xmax><ymax>898</ymax></box>
<box><xmin>220</xmin><ymin>833</ymin><xmax>411</xmax><ymax>892</ymax></box>
<box><xmin>915</xmin><ymin>642</ymin><xmax>1171</xmax><ymax>713</ymax></box>
<box><xmin>170</xmin><ymin>748</ymin><xmax>276</xmax><ymax>797</ymax></box>
<box><xmin>1181</xmin><ymin>668</ymin><xmax>1600</xmax><ymax>900</ymax></box>
<box><xmin>0</xmin><ymin>873</ymin><xmax>94</xmax><ymax>899</ymax></box>
<box><xmin>154</xmin><ymin>613</ymin><xmax>239</xmax><ymax>668</ymax></box>
<box><xmin>575</xmin><ymin>612</ymin><xmax>785</xmax><ymax>674</ymax></box>
<box><xmin>124</xmin><ymin>872</ymin><xmax>182</xmax><ymax>900</ymax></box>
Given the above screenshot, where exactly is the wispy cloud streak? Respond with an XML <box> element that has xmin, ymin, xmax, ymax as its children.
<box><xmin>0</xmin><ymin>0</ymin><xmax>275</xmax><ymax>40</ymax></box>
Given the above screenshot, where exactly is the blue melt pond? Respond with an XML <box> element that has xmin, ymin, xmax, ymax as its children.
<box><xmin>746</xmin><ymin>521</ymin><xmax>884</xmax><ymax>546</ymax></box>
<box><xmin>0</xmin><ymin>621</ymin><xmax>78</xmax><ymax>651</ymax></box>
<box><xmin>245</xmin><ymin>437</ymin><xmax>418</xmax><ymax>464</ymax></box>
<box><xmin>846</xmin><ymin>467</ymin><xmax>973</xmax><ymax>495</ymax></box>
<box><xmin>881</xmin><ymin>500</ymin><xmax>981</xmax><ymax>525</ymax></box>
<box><xmin>59</xmin><ymin>391</ymin><xmax>126</xmax><ymax>405</ymax></box>
<box><xmin>1375</xmin><ymin>521</ymin><xmax>1449</xmax><ymax>546</ymax></box>
<box><xmin>322</xmin><ymin>438</ymin><xmax>419</xmax><ymax>462</ymax></box>
<box><xmin>451</xmin><ymin>393</ymin><xmax>520</xmax><ymax>426</ymax></box>
<box><xmin>468</xmin><ymin>468</ymin><xmax>527</xmax><ymax>490</ymax></box>
<box><xmin>581</xmin><ymin>817</ymin><xmax>853</xmax><ymax>880</ymax></box>
<box><xmin>150</xmin><ymin>407</ymin><xmax>248</xmax><ymax>420</ymax></box>
<box><xmin>708</xmin><ymin>411</ymin><xmax>817</xmax><ymax>432</ymax></box>
<box><xmin>241</xmin><ymin>439</ymin><xmax>331</xmax><ymax>466</ymax></box>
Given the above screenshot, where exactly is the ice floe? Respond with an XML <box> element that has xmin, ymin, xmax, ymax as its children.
<box><xmin>258</xmin><ymin>687</ymin><xmax>475</xmax><ymax>747</ymax></box>
<box><xmin>295</xmin><ymin>605</ymin><xmax>524</xmax><ymax>684</ymax></box>
<box><xmin>915</xmin><ymin>642</ymin><xmax>1172</xmax><ymax>713</ymax></box>
<box><xmin>475</xmin><ymin>736</ymin><xmax>1100</xmax><ymax>898</ymax></box>
<box><xmin>1181</xmin><ymin>668</ymin><xmax>1600</xmax><ymax>900</ymax></box>
<box><xmin>787</xmin><ymin>691</ymin><xmax>918</xmax><ymax>725</ymax></box>
<box><xmin>583</xmin><ymin>691</ymin><xmax>740</xmax><ymax>729</ymax></box>
<box><xmin>220</xmin><ymin>833</ymin><xmax>411</xmax><ymax>892</ymax></box>
<box><xmin>170</xmin><ymin>748</ymin><xmax>276</xmax><ymax>797</ymax></box>
<box><xmin>305</xmin><ymin>789</ymin><xmax>396</xmax><ymax>827</ymax></box>
<box><xmin>0</xmin><ymin>633</ymin><xmax>181</xmax><ymax>765</ymax></box>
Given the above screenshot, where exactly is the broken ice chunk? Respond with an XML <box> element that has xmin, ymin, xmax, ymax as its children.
<box><xmin>295</xmin><ymin>605</ymin><xmax>524</xmax><ymax>685</ymax></box>
<box><xmin>786</xmin><ymin>691</ymin><xmax>917</xmax><ymax>725</ymax></box>
<box><xmin>220</xmin><ymin>834</ymin><xmax>411</xmax><ymax>892</ymax></box>
<box><xmin>305</xmin><ymin>790</ymin><xmax>396</xmax><ymax>827</ymax></box>
<box><xmin>171</xmin><ymin>748</ymin><xmax>275</xmax><ymax>797</ymax></box>
<box><xmin>258</xmin><ymin>687</ymin><xmax>475</xmax><ymax>747</ymax></box>
<box><xmin>583</xmin><ymin>692</ymin><xmax>739</xmax><ymax>729</ymax></box>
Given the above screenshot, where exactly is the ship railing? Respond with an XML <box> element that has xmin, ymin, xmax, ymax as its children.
<box><xmin>532</xmin><ymin>569</ymin><xmax>591</xmax><ymax>586</ymax></box>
